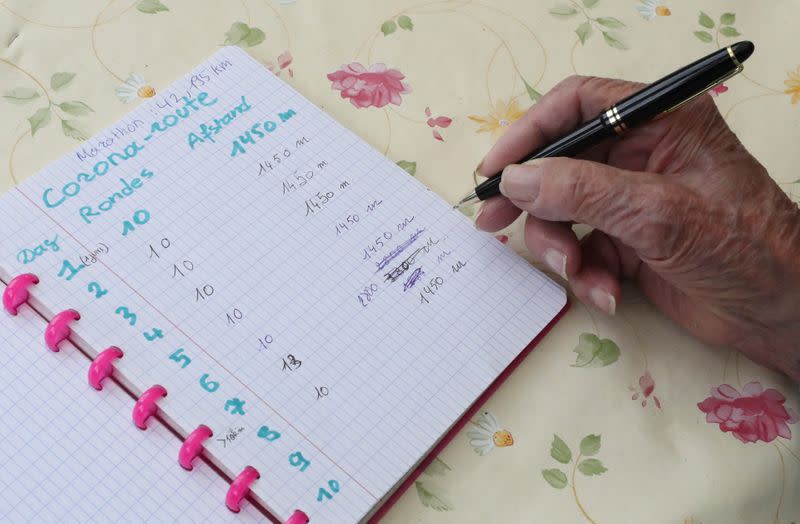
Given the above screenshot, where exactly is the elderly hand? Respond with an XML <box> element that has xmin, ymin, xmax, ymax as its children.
<box><xmin>474</xmin><ymin>76</ymin><xmax>800</xmax><ymax>381</ymax></box>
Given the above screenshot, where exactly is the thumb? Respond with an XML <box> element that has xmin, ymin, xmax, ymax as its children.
<box><xmin>499</xmin><ymin>158</ymin><xmax>694</xmax><ymax>259</ymax></box>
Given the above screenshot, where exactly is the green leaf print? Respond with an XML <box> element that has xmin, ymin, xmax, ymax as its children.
<box><xmin>224</xmin><ymin>22</ymin><xmax>265</xmax><ymax>47</ymax></box>
<box><xmin>50</xmin><ymin>72</ymin><xmax>75</xmax><ymax>90</ymax></box>
<box><xmin>397</xmin><ymin>15</ymin><xmax>414</xmax><ymax>31</ymax></box>
<box><xmin>693</xmin><ymin>30</ymin><xmax>713</xmax><ymax>43</ymax></box>
<box><xmin>580</xmin><ymin>434</ymin><xmax>602</xmax><ymax>456</ymax></box>
<box><xmin>542</xmin><ymin>468</ymin><xmax>568</xmax><ymax>489</ymax></box>
<box><xmin>578</xmin><ymin>458</ymin><xmax>608</xmax><ymax>476</ymax></box>
<box><xmin>550</xmin><ymin>434</ymin><xmax>572</xmax><ymax>464</ymax></box>
<box><xmin>3</xmin><ymin>87</ymin><xmax>39</xmax><ymax>104</ymax></box>
<box><xmin>61</xmin><ymin>119</ymin><xmax>88</xmax><ymax>141</ymax></box>
<box><xmin>572</xmin><ymin>333</ymin><xmax>620</xmax><ymax>368</ymax></box>
<box><xmin>550</xmin><ymin>5</ymin><xmax>578</xmax><ymax>16</ymax></box>
<box><xmin>522</xmin><ymin>77</ymin><xmax>543</xmax><ymax>101</ymax></box>
<box><xmin>698</xmin><ymin>12</ymin><xmax>714</xmax><ymax>29</ymax></box>
<box><xmin>542</xmin><ymin>434</ymin><xmax>607</xmax><ymax>519</ymax></box>
<box><xmin>720</xmin><ymin>12</ymin><xmax>735</xmax><ymax>25</ymax></box>
<box><xmin>396</xmin><ymin>160</ymin><xmax>417</xmax><ymax>176</ymax></box>
<box><xmin>136</xmin><ymin>0</ymin><xmax>169</xmax><ymax>14</ymax></box>
<box><xmin>58</xmin><ymin>101</ymin><xmax>93</xmax><ymax>116</ymax></box>
<box><xmin>595</xmin><ymin>17</ymin><xmax>625</xmax><ymax>28</ymax></box>
<box><xmin>415</xmin><ymin>481</ymin><xmax>453</xmax><ymax>511</ymax></box>
<box><xmin>28</xmin><ymin>107</ymin><xmax>51</xmax><ymax>136</ymax></box>
<box><xmin>423</xmin><ymin>457</ymin><xmax>451</xmax><ymax>477</ymax></box>
<box><xmin>381</xmin><ymin>20</ymin><xmax>397</xmax><ymax>36</ymax></box>
<box><xmin>602</xmin><ymin>31</ymin><xmax>627</xmax><ymax>49</ymax></box>
<box><xmin>575</xmin><ymin>21</ymin><xmax>592</xmax><ymax>44</ymax></box>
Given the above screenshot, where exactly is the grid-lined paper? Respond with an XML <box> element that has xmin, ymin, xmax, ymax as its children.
<box><xmin>0</xmin><ymin>46</ymin><xmax>566</xmax><ymax>522</ymax></box>
<box><xmin>0</xmin><ymin>285</ymin><xmax>265</xmax><ymax>523</ymax></box>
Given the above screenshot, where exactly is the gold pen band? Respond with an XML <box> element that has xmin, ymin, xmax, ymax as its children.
<box><xmin>603</xmin><ymin>105</ymin><xmax>628</xmax><ymax>136</ymax></box>
<box><xmin>726</xmin><ymin>45</ymin><xmax>743</xmax><ymax>69</ymax></box>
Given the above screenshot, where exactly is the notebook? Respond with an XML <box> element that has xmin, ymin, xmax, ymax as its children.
<box><xmin>0</xmin><ymin>46</ymin><xmax>567</xmax><ymax>523</ymax></box>
<box><xmin>0</xmin><ymin>283</ymin><xmax>264</xmax><ymax>523</ymax></box>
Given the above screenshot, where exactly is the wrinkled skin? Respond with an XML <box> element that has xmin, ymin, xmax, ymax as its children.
<box><xmin>475</xmin><ymin>76</ymin><xmax>800</xmax><ymax>381</ymax></box>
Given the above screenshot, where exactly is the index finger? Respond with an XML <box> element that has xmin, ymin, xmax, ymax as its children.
<box><xmin>477</xmin><ymin>76</ymin><xmax>644</xmax><ymax>177</ymax></box>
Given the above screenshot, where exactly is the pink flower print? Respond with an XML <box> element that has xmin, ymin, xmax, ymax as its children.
<box><xmin>630</xmin><ymin>371</ymin><xmax>661</xmax><ymax>409</ymax></box>
<box><xmin>425</xmin><ymin>106</ymin><xmax>452</xmax><ymax>141</ymax></box>
<box><xmin>495</xmin><ymin>234</ymin><xmax>509</xmax><ymax>244</ymax></box>
<box><xmin>709</xmin><ymin>83</ymin><xmax>728</xmax><ymax>97</ymax></box>
<box><xmin>278</xmin><ymin>51</ymin><xmax>292</xmax><ymax>69</ymax></box>
<box><xmin>327</xmin><ymin>62</ymin><xmax>411</xmax><ymax>109</ymax></box>
<box><xmin>697</xmin><ymin>382</ymin><xmax>798</xmax><ymax>443</ymax></box>
<box><xmin>266</xmin><ymin>50</ymin><xmax>294</xmax><ymax>78</ymax></box>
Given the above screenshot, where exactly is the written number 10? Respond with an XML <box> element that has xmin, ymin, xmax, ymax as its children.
<box><xmin>317</xmin><ymin>480</ymin><xmax>340</xmax><ymax>502</ymax></box>
<box><xmin>121</xmin><ymin>209</ymin><xmax>151</xmax><ymax>237</ymax></box>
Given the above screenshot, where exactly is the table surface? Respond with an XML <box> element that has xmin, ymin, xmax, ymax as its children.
<box><xmin>1</xmin><ymin>1</ymin><xmax>798</xmax><ymax>522</ymax></box>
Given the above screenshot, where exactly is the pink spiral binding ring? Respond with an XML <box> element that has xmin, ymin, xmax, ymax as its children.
<box><xmin>88</xmin><ymin>346</ymin><xmax>124</xmax><ymax>391</ymax></box>
<box><xmin>179</xmin><ymin>424</ymin><xmax>213</xmax><ymax>471</ymax></box>
<box><xmin>132</xmin><ymin>385</ymin><xmax>167</xmax><ymax>430</ymax></box>
<box><xmin>285</xmin><ymin>510</ymin><xmax>309</xmax><ymax>524</ymax></box>
<box><xmin>226</xmin><ymin>466</ymin><xmax>260</xmax><ymax>513</ymax></box>
<box><xmin>44</xmin><ymin>309</ymin><xmax>81</xmax><ymax>352</ymax></box>
<box><xmin>2</xmin><ymin>273</ymin><xmax>38</xmax><ymax>316</ymax></box>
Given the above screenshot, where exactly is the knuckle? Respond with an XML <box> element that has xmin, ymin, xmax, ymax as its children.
<box><xmin>563</xmin><ymin>161</ymin><xmax>612</xmax><ymax>219</ymax></box>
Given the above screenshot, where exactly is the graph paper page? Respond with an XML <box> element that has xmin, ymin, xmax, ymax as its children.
<box><xmin>0</xmin><ymin>286</ymin><xmax>264</xmax><ymax>523</ymax></box>
<box><xmin>0</xmin><ymin>46</ymin><xmax>566</xmax><ymax>522</ymax></box>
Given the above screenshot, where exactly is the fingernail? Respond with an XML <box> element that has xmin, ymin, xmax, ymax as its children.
<box><xmin>543</xmin><ymin>249</ymin><xmax>567</xmax><ymax>280</ymax></box>
<box><xmin>590</xmin><ymin>288</ymin><xmax>616</xmax><ymax>316</ymax></box>
<box><xmin>499</xmin><ymin>164</ymin><xmax>541</xmax><ymax>202</ymax></box>
<box><xmin>474</xmin><ymin>159</ymin><xmax>485</xmax><ymax>177</ymax></box>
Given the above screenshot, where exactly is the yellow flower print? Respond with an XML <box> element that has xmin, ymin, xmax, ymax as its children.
<box><xmin>115</xmin><ymin>73</ymin><xmax>156</xmax><ymax>104</ymax></box>
<box><xmin>466</xmin><ymin>411</ymin><xmax>514</xmax><ymax>455</ymax></box>
<box><xmin>636</xmin><ymin>0</ymin><xmax>671</xmax><ymax>20</ymax></box>
<box><xmin>468</xmin><ymin>99</ymin><xmax>526</xmax><ymax>139</ymax></box>
<box><xmin>785</xmin><ymin>66</ymin><xmax>800</xmax><ymax>105</ymax></box>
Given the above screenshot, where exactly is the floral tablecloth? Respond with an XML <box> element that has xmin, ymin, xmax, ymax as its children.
<box><xmin>1</xmin><ymin>1</ymin><xmax>798</xmax><ymax>522</ymax></box>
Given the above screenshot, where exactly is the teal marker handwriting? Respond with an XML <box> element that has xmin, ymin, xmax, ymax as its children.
<box><xmin>148</xmin><ymin>92</ymin><xmax>218</xmax><ymax>138</ymax></box>
<box><xmin>199</xmin><ymin>374</ymin><xmax>220</xmax><ymax>392</ymax></box>
<box><xmin>43</xmin><ymin>140</ymin><xmax>146</xmax><ymax>209</ymax></box>
<box><xmin>42</xmin><ymin>92</ymin><xmax>217</xmax><ymax>215</ymax></box>
<box><xmin>79</xmin><ymin>169</ymin><xmax>155</xmax><ymax>224</ymax></box>
<box><xmin>230</xmin><ymin>108</ymin><xmax>297</xmax><ymax>157</ymax></box>
<box><xmin>121</xmin><ymin>209</ymin><xmax>151</xmax><ymax>237</ymax></box>
<box><xmin>187</xmin><ymin>95</ymin><xmax>253</xmax><ymax>150</ymax></box>
<box><xmin>143</xmin><ymin>328</ymin><xmax>164</xmax><ymax>341</ymax></box>
<box><xmin>317</xmin><ymin>480</ymin><xmax>341</xmax><ymax>502</ymax></box>
<box><xmin>170</xmin><ymin>348</ymin><xmax>192</xmax><ymax>368</ymax></box>
<box><xmin>115</xmin><ymin>306</ymin><xmax>137</xmax><ymax>326</ymax></box>
<box><xmin>57</xmin><ymin>258</ymin><xmax>86</xmax><ymax>281</ymax></box>
<box><xmin>17</xmin><ymin>235</ymin><xmax>60</xmax><ymax>264</ymax></box>
<box><xmin>289</xmin><ymin>452</ymin><xmax>311</xmax><ymax>472</ymax></box>
<box><xmin>225</xmin><ymin>398</ymin><xmax>246</xmax><ymax>415</ymax></box>
<box><xmin>87</xmin><ymin>281</ymin><xmax>108</xmax><ymax>298</ymax></box>
<box><xmin>257</xmin><ymin>425</ymin><xmax>281</xmax><ymax>441</ymax></box>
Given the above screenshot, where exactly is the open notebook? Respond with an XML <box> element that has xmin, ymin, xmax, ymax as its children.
<box><xmin>0</xmin><ymin>282</ymin><xmax>263</xmax><ymax>523</ymax></box>
<box><xmin>0</xmin><ymin>47</ymin><xmax>566</xmax><ymax>522</ymax></box>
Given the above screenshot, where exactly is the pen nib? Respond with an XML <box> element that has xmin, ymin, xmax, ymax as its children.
<box><xmin>453</xmin><ymin>192</ymin><xmax>478</xmax><ymax>209</ymax></box>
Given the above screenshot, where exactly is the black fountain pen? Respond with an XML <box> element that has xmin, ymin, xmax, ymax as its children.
<box><xmin>454</xmin><ymin>40</ymin><xmax>755</xmax><ymax>208</ymax></box>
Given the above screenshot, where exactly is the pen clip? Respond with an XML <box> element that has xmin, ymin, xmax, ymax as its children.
<box><xmin>661</xmin><ymin>46</ymin><xmax>744</xmax><ymax>115</ymax></box>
